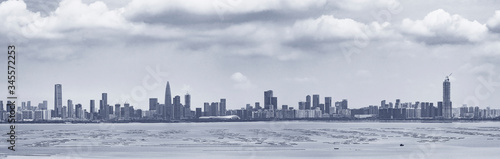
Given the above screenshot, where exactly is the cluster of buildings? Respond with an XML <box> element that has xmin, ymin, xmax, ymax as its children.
<box><xmin>1</xmin><ymin>77</ymin><xmax>500</xmax><ymax>122</ymax></box>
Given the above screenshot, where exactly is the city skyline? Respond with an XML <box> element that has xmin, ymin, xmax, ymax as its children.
<box><xmin>1</xmin><ymin>0</ymin><xmax>500</xmax><ymax>110</ymax></box>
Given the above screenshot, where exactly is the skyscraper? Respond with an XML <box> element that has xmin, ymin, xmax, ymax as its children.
<box><xmin>102</xmin><ymin>93</ymin><xmax>108</xmax><ymax>120</ymax></box>
<box><xmin>54</xmin><ymin>84</ymin><xmax>62</xmax><ymax>117</ymax></box>
<box><xmin>271</xmin><ymin>97</ymin><xmax>278</xmax><ymax>110</ymax></box>
<box><xmin>312</xmin><ymin>94</ymin><xmax>319</xmax><ymax>109</ymax></box>
<box><xmin>185</xmin><ymin>94</ymin><xmax>191</xmax><ymax>109</ymax></box>
<box><xmin>211</xmin><ymin>102</ymin><xmax>219</xmax><ymax>116</ymax></box>
<box><xmin>325</xmin><ymin>97</ymin><xmax>332</xmax><ymax>114</ymax></box>
<box><xmin>0</xmin><ymin>100</ymin><xmax>3</xmax><ymax>112</ymax></box>
<box><xmin>443</xmin><ymin>76</ymin><xmax>452</xmax><ymax>119</ymax></box>
<box><xmin>306</xmin><ymin>95</ymin><xmax>311</xmax><ymax>109</ymax></box>
<box><xmin>264</xmin><ymin>90</ymin><xmax>273</xmax><ymax>110</ymax></box>
<box><xmin>341</xmin><ymin>99</ymin><xmax>348</xmax><ymax>110</ymax></box>
<box><xmin>67</xmin><ymin>99</ymin><xmax>73</xmax><ymax>118</ymax></box>
<box><xmin>90</xmin><ymin>100</ymin><xmax>95</xmax><ymax>113</ymax></box>
<box><xmin>75</xmin><ymin>104</ymin><xmax>82</xmax><ymax>119</ymax></box>
<box><xmin>124</xmin><ymin>103</ymin><xmax>130</xmax><ymax>120</ymax></box>
<box><xmin>173</xmin><ymin>95</ymin><xmax>181</xmax><ymax>120</ymax></box>
<box><xmin>149</xmin><ymin>98</ymin><xmax>158</xmax><ymax>111</ymax></box>
<box><xmin>220</xmin><ymin>98</ymin><xmax>226</xmax><ymax>116</ymax></box>
<box><xmin>204</xmin><ymin>102</ymin><xmax>210</xmax><ymax>116</ymax></box>
<box><xmin>164</xmin><ymin>82</ymin><xmax>172</xmax><ymax>120</ymax></box>
<box><xmin>115</xmin><ymin>104</ymin><xmax>121</xmax><ymax>119</ymax></box>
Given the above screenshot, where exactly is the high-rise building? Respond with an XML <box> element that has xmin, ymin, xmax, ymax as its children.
<box><xmin>271</xmin><ymin>97</ymin><xmax>277</xmax><ymax>110</ymax></box>
<box><xmin>149</xmin><ymin>98</ymin><xmax>158</xmax><ymax>111</ymax></box>
<box><xmin>164</xmin><ymin>82</ymin><xmax>172</xmax><ymax>120</ymax></box>
<box><xmin>67</xmin><ymin>100</ymin><xmax>73</xmax><ymax>118</ymax></box>
<box><xmin>437</xmin><ymin>101</ymin><xmax>443</xmax><ymax>117</ymax></box>
<box><xmin>325</xmin><ymin>97</ymin><xmax>332</xmax><ymax>114</ymax></box>
<box><xmin>173</xmin><ymin>95</ymin><xmax>181</xmax><ymax>120</ymax></box>
<box><xmin>395</xmin><ymin>99</ymin><xmax>401</xmax><ymax>109</ymax></box>
<box><xmin>211</xmin><ymin>102</ymin><xmax>219</xmax><ymax>116</ymax></box>
<box><xmin>101</xmin><ymin>93</ymin><xmax>109</xmax><ymax>120</ymax></box>
<box><xmin>42</xmin><ymin>100</ymin><xmax>48</xmax><ymax>110</ymax></box>
<box><xmin>255</xmin><ymin>102</ymin><xmax>261</xmax><ymax>110</ymax></box>
<box><xmin>62</xmin><ymin>106</ymin><xmax>67</xmax><ymax>119</ymax></box>
<box><xmin>203</xmin><ymin>102</ymin><xmax>210</xmax><ymax>116</ymax></box>
<box><xmin>312</xmin><ymin>94</ymin><xmax>320</xmax><ymax>109</ymax></box>
<box><xmin>220</xmin><ymin>98</ymin><xmax>226</xmax><ymax>116</ymax></box>
<box><xmin>0</xmin><ymin>100</ymin><xmax>3</xmax><ymax>112</ymax></box>
<box><xmin>90</xmin><ymin>100</ymin><xmax>95</xmax><ymax>113</ymax></box>
<box><xmin>381</xmin><ymin>100</ymin><xmax>386</xmax><ymax>109</ymax></box>
<box><xmin>75</xmin><ymin>104</ymin><xmax>82</xmax><ymax>119</ymax></box>
<box><xmin>185</xmin><ymin>94</ymin><xmax>191</xmax><ymax>109</ymax></box>
<box><xmin>124</xmin><ymin>103</ymin><xmax>130</xmax><ymax>119</ymax></box>
<box><xmin>264</xmin><ymin>90</ymin><xmax>273</xmax><ymax>110</ymax></box>
<box><xmin>299</xmin><ymin>101</ymin><xmax>305</xmax><ymax>110</ymax></box>
<box><xmin>195</xmin><ymin>108</ymin><xmax>202</xmax><ymax>118</ymax></box>
<box><xmin>54</xmin><ymin>84</ymin><xmax>62</xmax><ymax>117</ymax></box>
<box><xmin>341</xmin><ymin>99</ymin><xmax>348</xmax><ymax>110</ymax></box>
<box><xmin>115</xmin><ymin>104</ymin><xmax>121</xmax><ymax>119</ymax></box>
<box><xmin>443</xmin><ymin>76</ymin><xmax>452</xmax><ymax>119</ymax></box>
<box><xmin>306</xmin><ymin>95</ymin><xmax>311</xmax><ymax>109</ymax></box>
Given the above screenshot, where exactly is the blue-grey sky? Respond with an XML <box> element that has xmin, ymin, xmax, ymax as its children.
<box><xmin>1</xmin><ymin>0</ymin><xmax>500</xmax><ymax>111</ymax></box>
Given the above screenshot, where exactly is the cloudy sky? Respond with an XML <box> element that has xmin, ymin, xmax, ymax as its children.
<box><xmin>1</xmin><ymin>0</ymin><xmax>500</xmax><ymax>111</ymax></box>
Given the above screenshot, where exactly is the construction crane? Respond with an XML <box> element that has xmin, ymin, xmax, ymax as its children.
<box><xmin>446</xmin><ymin>73</ymin><xmax>452</xmax><ymax>80</ymax></box>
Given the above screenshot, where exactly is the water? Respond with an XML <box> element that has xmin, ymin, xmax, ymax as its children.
<box><xmin>1</xmin><ymin>121</ymin><xmax>499</xmax><ymax>159</ymax></box>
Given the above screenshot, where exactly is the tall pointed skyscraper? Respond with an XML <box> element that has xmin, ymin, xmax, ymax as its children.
<box><xmin>443</xmin><ymin>76</ymin><xmax>452</xmax><ymax>119</ymax></box>
<box><xmin>164</xmin><ymin>82</ymin><xmax>172</xmax><ymax>120</ymax></box>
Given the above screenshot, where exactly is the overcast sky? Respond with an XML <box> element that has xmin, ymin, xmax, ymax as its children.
<box><xmin>1</xmin><ymin>0</ymin><xmax>500</xmax><ymax>111</ymax></box>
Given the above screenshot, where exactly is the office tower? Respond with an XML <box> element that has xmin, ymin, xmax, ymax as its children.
<box><xmin>325</xmin><ymin>97</ymin><xmax>332</xmax><ymax>114</ymax></box>
<box><xmin>90</xmin><ymin>100</ymin><xmax>95</xmax><ymax>113</ymax></box>
<box><xmin>271</xmin><ymin>97</ymin><xmax>277</xmax><ymax>110</ymax></box>
<box><xmin>173</xmin><ymin>95</ymin><xmax>181</xmax><ymax>120</ymax></box>
<box><xmin>443</xmin><ymin>76</ymin><xmax>452</xmax><ymax>119</ymax></box>
<box><xmin>395</xmin><ymin>99</ymin><xmax>401</xmax><ymax>109</ymax></box>
<box><xmin>27</xmin><ymin>101</ymin><xmax>31</xmax><ymax>110</ymax></box>
<box><xmin>62</xmin><ymin>106</ymin><xmax>67</xmax><ymax>119</ymax></box>
<box><xmin>381</xmin><ymin>100</ymin><xmax>386</xmax><ymax>109</ymax></box>
<box><xmin>196</xmin><ymin>108</ymin><xmax>202</xmax><ymax>118</ymax></box>
<box><xmin>115</xmin><ymin>104</ymin><xmax>121</xmax><ymax>119</ymax></box>
<box><xmin>54</xmin><ymin>84</ymin><xmax>62</xmax><ymax>117</ymax></box>
<box><xmin>299</xmin><ymin>101</ymin><xmax>305</xmax><ymax>110</ymax></box>
<box><xmin>319</xmin><ymin>104</ymin><xmax>325</xmax><ymax>112</ymax></box>
<box><xmin>124</xmin><ymin>103</ymin><xmax>130</xmax><ymax>119</ymax></box>
<box><xmin>335</xmin><ymin>101</ymin><xmax>341</xmax><ymax>113</ymax></box>
<box><xmin>149</xmin><ymin>98</ymin><xmax>158</xmax><ymax>111</ymax></box>
<box><xmin>437</xmin><ymin>101</ymin><xmax>443</xmax><ymax>117</ymax></box>
<box><xmin>164</xmin><ymin>82</ymin><xmax>172</xmax><ymax>120</ymax></box>
<box><xmin>220</xmin><ymin>98</ymin><xmax>226</xmax><ymax>116</ymax></box>
<box><xmin>185</xmin><ymin>94</ymin><xmax>191</xmax><ymax>109</ymax></box>
<box><xmin>211</xmin><ymin>102</ymin><xmax>219</xmax><ymax>116</ymax></box>
<box><xmin>264</xmin><ymin>90</ymin><xmax>273</xmax><ymax>110</ymax></box>
<box><xmin>204</xmin><ymin>102</ymin><xmax>210</xmax><ymax>116</ymax></box>
<box><xmin>255</xmin><ymin>102</ymin><xmax>261</xmax><ymax>110</ymax></box>
<box><xmin>341</xmin><ymin>99</ymin><xmax>348</xmax><ymax>109</ymax></box>
<box><xmin>75</xmin><ymin>104</ymin><xmax>82</xmax><ymax>119</ymax></box>
<box><xmin>282</xmin><ymin>105</ymin><xmax>288</xmax><ymax>110</ymax></box>
<box><xmin>42</xmin><ymin>100</ymin><xmax>48</xmax><ymax>110</ymax></box>
<box><xmin>0</xmin><ymin>100</ymin><xmax>3</xmax><ymax>111</ymax></box>
<box><xmin>102</xmin><ymin>93</ymin><xmax>109</xmax><ymax>120</ymax></box>
<box><xmin>312</xmin><ymin>94</ymin><xmax>319</xmax><ymax>109</ymax></box>
<box><xmin>184</xmin><ymin>94</ymin><xmax>191</xmax><ymax>119</ymax></box>
<box><xmin>68</xmin><ymin>100</ymin><xmax>73</xmax><ymax>118</ymax></box>
<box><xmin>306</xmin><ymin>95</ymin><xmax>311</xmax><ymax>109</ymax></box>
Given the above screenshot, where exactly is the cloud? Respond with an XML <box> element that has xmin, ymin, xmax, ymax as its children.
<box><xmin>400</xmin><ymin>9</ymin><xmax>488</xmax><ymax>44</ymax></box>
<box><xmin>230</xmin><ymin>72</ymin><xmax>255</xmax><ymax>89</ymax></box>
<box><xmin>487</xmin><ymin>10</ymin><xmax>500</xmax><ymax>33</ymax></box>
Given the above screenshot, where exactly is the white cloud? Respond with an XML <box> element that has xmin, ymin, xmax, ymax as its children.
<box><xmin>487</xmin><ymin>10</ymin><xmax>500</xmax><ymax>33</ymax></box>
<box><xmin>400</xmin><ymin>9</ymin><xmax>488</xmax><ymax>44</ymax></box>
<box><xmin>230</xmin><ymin>72</ymin><xmax>255</xmax><ymax>89</ymax></box>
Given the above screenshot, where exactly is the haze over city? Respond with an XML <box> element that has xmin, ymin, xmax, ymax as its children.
<box><xmin>1</xmin><ymin>0</ymin><xmax>500</xmax><ymax>111</ymax></box>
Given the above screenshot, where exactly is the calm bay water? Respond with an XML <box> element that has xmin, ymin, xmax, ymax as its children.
<box><xmin>1</xmin><ymin>121</ymin><xmax>499</xmax><ymax>159</ymax></box>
